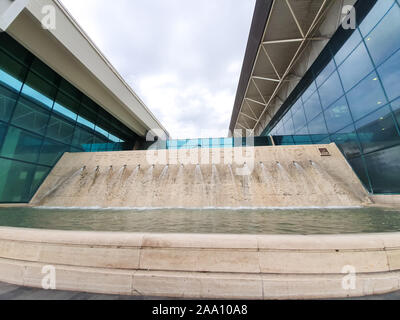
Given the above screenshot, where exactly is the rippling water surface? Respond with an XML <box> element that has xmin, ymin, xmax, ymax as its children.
<box><xmin>0</xmin><ymin>207</ymin><xmax>400</xmax><ymax>235</ymax></box>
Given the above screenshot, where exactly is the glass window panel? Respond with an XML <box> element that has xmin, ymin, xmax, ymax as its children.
<box><xmin>346</xmin><ymin>72</ymin><xmax>387</xmax><ymax>121</ymax></box>
<box><xmin>348</xmin><ymin>157</ymin><xmax>371</xmax><ymax>193</ymax></box>
<box><xmin>318</xmin><ymin>71</ymin><xmax>344</xmax><ymax>109</ymax></box>
<box><xmin>0</xmin><ymin>86</ymin><xmax>18</xmax><ymax>122</ymax></box>
<box><xmin>295</xmin><ymin>125</ymin><xmax>309</xmax><ymax>135</ymax></box>
<box><xmin>72</xmin><ymin>126</ymin><xmax>93</xmax><ymax>151</ymax></box>
<box><xmin>330</xmin><ymin>125</ymin><xmax>361</xmax><ymax>159</ymax></box>
<box><xmin>364</xmin><ymin>4</ymin><xmax>400</xmax><ymax>66</ymax></box>
<box><xmin>284</xmin><ymin>117</ymin><xmax>295</xmax><ymax>135</ymax></box>
<box><xmin>0</xmin><ymin>122</ymin><xmax>6</xmax><ymax>143</ymax></box>
<box><xmin>11</xmin><ymin>97</ymin><xmax>50</xmax><ymax>135</ymax></box>
<box><xmin>293</xmin><ymin>135</ymin><xmax>312</xmax><ymax>145</ymax></box>
<box><xmin>46</xmin><ymin>114</ymin><xmax>75</xmax><ymax>144</ymax></box>
<box><xmin>355</xmin><ymin>106</ymin><xmax>400</xmax><ymax>154</ymax></box>
<box><xmin>338</xmin><ymin>43</ymin><xmax>374</xmax><ymax>91</ymax></box>
<box><xmin>38</xmin><ymin>139</ymin><xmax>70</xmax><ymax>166</ymax></box>
<box><xmin>303</xmin><ymin>91</ymin><xmax>322</xmax><ymax>122</ymax></box>
<box><xmin>291</xmin><ymin>100</ymin><xmax>303</xmax><ymax>115</ymax></box>
<box><xmin>59</xmin><ymin>79</ymin><xmax>82</xmax><ymax>101</ymax></box>
<box><xmin>392</xmin><ymin>98</ymin><xmax>400</xmax><ymax>128</ymax></box>
<box><xmin>0</xmin><ymin>33</ymin><xmax>32</xmax><ymax>66</ymax></box>
<box><xmin>316</xmin><ymin>60</ymin><xmax>336</xmax><ymax>87</ymax></box>
<box><xmin>324</xmin><ymin>97</ymin><xmax>353</xmax><ymax>134</ymax></box>
<box><xmin>30</xmin><ymin>59</ymin><xmax>59</xmax><ymax>86</ymax></box>
<box><xmin>274</xmin><ymin>135</ymin><xmax>294</xmax><ymax>146</ymax></box>
<box><xmin>311</xmin><ymin>134</ymin><xmax>330</xmax><ymax>144</ymax></box>
<box><xmin>292</xmin><ymin>108</ymin><xmax>307</xmax><ymax>132</ymax></box>
<box><xmin>30</xmin><ymin>165</ymin><xmax>51</xmax><ymax>197</ymax></box>
<box><xmin>0</xmin><ymin>50</ymin><xmax>27</xmax><ymax>92</ymax></box>
<box><xmin>53</xmin><ymin>91</ymin><xmax>79</xmax><ymax>122</ymax></box>
<box><xmin>307</xmin><ymin>113</ymin><xmax>328</xmax><ymax>135</ymax></box>
<box><xmin>363</xmin><ymin>145</ymin><xmax>400</xmax><ymax>194</ymax></box>
<box><xmin>0</xmin><ymin>158</ymin><xmax>37</xmax><ymax>203</ymax></box>
<box><xmin>301</xmin><ymin>81</ymin><xmax>317</xmax><ymax>103</ymax></box>
<box><xmin>0</xmin><ymin>126</ymin><xmax>42</xmax><ymax>163</ymax></box>
<box><xmin>334</xmin><ymin>30</ymin><xmax>363</xmax><ymax>66</ymax></box>
<box><xmin>377</xmin><ymin>49</ymin><xmax>400</xmax><ymax>102</ymax></box>
<box><xmin>359</xmin><ymin>0</ymin><xmax>396</xmax><ymax>36</ymax></box>
<box><xmin>21</xmin><ymin>72</ymin><xmax>57</xmax><ymax>109</ymax></box>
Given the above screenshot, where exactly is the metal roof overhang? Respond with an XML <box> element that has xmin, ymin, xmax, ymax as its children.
<box><xmin>1</xmin><ymin>0</ymin><xmax>169</xmax><ymax>138</ymax></box>
<box><xmin>229</xmin><ymin>0</ymin><xmax>357</xmax><ymax>136</ymax></box>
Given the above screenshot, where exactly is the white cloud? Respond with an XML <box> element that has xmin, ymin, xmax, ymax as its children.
<box><xmin>60</xmin><ymin>0</ymin><xmax>255</xmax><ymax>139</ymax></box>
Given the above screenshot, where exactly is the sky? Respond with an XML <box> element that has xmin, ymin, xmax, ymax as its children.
<box><xmin>60</xmin><ymin>0</ymin><xmax>256</xmax><ymax>139</ymax></box>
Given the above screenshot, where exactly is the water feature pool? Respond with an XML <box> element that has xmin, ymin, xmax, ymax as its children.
<box><xmin>0</xmin><ymin>206</ymin><xmax>400</xmax><ymax>235</ymax></box>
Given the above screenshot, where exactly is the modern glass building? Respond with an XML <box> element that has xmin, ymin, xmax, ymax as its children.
<box><xmin>230</xmin><ymin>0</ymin><xmax>400</xmax><ymax>194</ymax></box>
<box><xmin>0</xmin><ymin>0</ymin><xmax>168</xmax><ymax>203</ymax></box>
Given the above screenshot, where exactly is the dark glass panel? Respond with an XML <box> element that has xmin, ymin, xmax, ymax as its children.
<box><xmin>38</xmin><ymin>139</ymin><xmax>70</xmax><ymax>166</ymax></box>
<box><xmin>21</xmin><ymin>72</ymin><xmax>57</xmax><ymax>109</ymax></box>
<box><xmin>0</xmin><ymin>122</ymin><xmax>6</xmax><ymax>143</ymax></box>
<box><xmin>324</xmin><ymin>97</ymin><xmax>353</xmax><ymax>134</ymax></box>
<box><xmin>346</xmin><ymin>72</ymin><xmax>387</xmax><ymax>121</ymax></box>
<box><xmin>11</xmin><ymin>97</ymin><xmax>50</xmax><ymax>135</ymax></box>
<box><xmin>392</xmin><ymin>98</ymin><xmax>400</xmax><ymax>128</ymax></box>
<box><xmin>364</xmin><ymin>4</ymin><xmax>400</xmax><ymax>66</ymax></box>
<box><xmin>0</xmin><ymin>33</ymin><xmax>32</xmax><ymax>66</ymax></box>
<box><xmin>0</xmin><ymin>158</ymin><xmax>37</xmax><ymax>203</ymax></box>
<box><xmin>72</xmin><ymin>126</ymin><xmax>93</xmax><ymax>151</ymax></box>
<box><xmin>317</xmin><ymin>71</ymin><xmax>344</xmax><ymax>109</ymax></box>
<box><xmin>77</xmin><ymin>98</ymin><xmax>98</xmax><ymax>130</ymax></box>
<box><xmin>355</xmin><ymin>106</ymin><xmax>400</xmax><ymax>154</ymax></box>
<box><xmin>274</xmin><ymin>136</ymin><xmax>294</xmax><ymax>145</ymax></box>
<box><xmin>30</xmin><ymin>165</ymin><xmax>52</xmax><ymax>198</ymax></box>
<box><xmin>348</xmin><ymin>156</ymin><xmax>372</xmax><ymax>193</ymax></box>
<box><xmin>338</xmin><ymin>43</ymin><xmax>374</xmax><ymax>91</ymax></box>
<box><xmin>330</xmin><ymin>125</ymin><xmax>361</xmax><ymax>159</ymax></box>
<box><xmin>59</xmin><ymin>79</ymin><xmax>82</xmax><ymax>101</ymax></box>
<box><xmin>303</xmin><ymin>91</ymin><xmax>322</xmax><ymax>122</ymax></box>
<box><xmin>53</xmin><ymin>91</ymin><xmax>79</xmax><ymax>122</ymax></box>
<box><xmin>30</xmin><ymin>59</ymin><xmax>59</xmax><ymax>86</ymax></box>
<box><xmin>293</xmin><ymin>135</ymin><xmax>312</xmax><ymax>145</ymax></box>
<box><xmin>0</xmin><ymin>50</ymin><xmax>27</xmax><ymax>92</ymax></box>
<box><xmin>46</xmin><ymin>114</ymin><xmax>75</xmax><ymax>144</ymax></box>
<box><xmin>0</xmin><ymin>126</ymin><xmax>42</xmax><ymax>163</ymax></box>
<box><xmin>0</xmin><ymin>86</ymin><xmax>18</xmax><ymax>122</ymax></box>
<box><xmin>364</xmin><ymin>145</ymin><xmax>400</xmax><ymax>193</ymax></box>
<box><xmin>377</xmin><ymin>48</ymin><xmax>400</xmax><ymax>102</ymax></box>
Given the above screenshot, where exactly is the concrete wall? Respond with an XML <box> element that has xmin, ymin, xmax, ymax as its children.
<box><xmin>31</xmin><ymin>144</ymin><xmax>371</xmax><ymax>208</ymax></box>
<box><xmin>1</xmin><ymin>227</ymin><xmax>400</xmax><ymax>299</ymax></box>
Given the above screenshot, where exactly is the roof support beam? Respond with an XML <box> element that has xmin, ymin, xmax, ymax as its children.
<box><xmin>245</xmin><ymin>97</ymin><xmax>266</xmax><ymax>107</ymax></box>
<box><xmin>252</xmin><ymin>76</ymin><xmax>280</xmax><ymax>83</ymax></box>
<box><xmin>285</xmin><ymin>0</ymin><xmax>305</xmax><ymax>38</ymax></box>
<box><xmin>240</xmin><ymin>111</ymin><xmax>258</xmax><ymax>122</ymax></box>
<box><xmin>262</xmin><ymin>37</ymin><xmax>329</xmax><ymax>45</ymax></box>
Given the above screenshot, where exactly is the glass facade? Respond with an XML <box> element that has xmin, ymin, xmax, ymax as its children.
<box><xmin>0</xmin><ymin>33</ymin><xmax>142</xmax><ymax>203</ymax></box>
<box><xmin>266</xmin><ymin>0</ymin><xmax>400</xmax><ymax>194</ymax></box>
<box><xmin>164</xmin><ymin>136</ymin><xmax>272</xmax><ymax>150</ymax></box>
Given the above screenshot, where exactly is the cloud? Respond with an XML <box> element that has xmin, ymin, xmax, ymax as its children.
<box><xmin>60</xmin><ymin>0</ymin><xmax>255</xmax><ymax>139</ymax></box>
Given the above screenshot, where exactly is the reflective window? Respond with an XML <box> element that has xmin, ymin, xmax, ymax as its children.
<box><xmin>338</xmin><ymin>42</ymin><xmax>374</xmax><ymax>91</ymax></box>
<box><xmin>324</xmin><ymin>97</ymin><xmax>353</xmax><ymax>134</ymax></box>
<box><xmin>0</xmin><ymin>33</ymin><xmax>141</xmax><ymax>203</ymax></box>
<box><xmin>318</xmin><ymin>71</ymin><xmax>343</xmax><ymax>109</ymax></box>
<box><xmin>0</xmin><ymin>86</ymin><xmax>18</xmax><ymax>122</ymax></box>
<box><xmin>303</xmin><ymin>91</ymin><xmax>322</xmax><ymax>122</ymax></box>
<box><xmin>346</xmin><ymin>72</ymin><xmax>387</xmax><ymax>121</ymax></box>
<box><xmin>334</xmin><ymin>30</ymin><xmax>363</xmax><ymax>66</ymax></box>
<box><xmin>11</xmin><ymin>97</ymin><xmax>50</xmax><ymax>135</ymax></box>
<box><xmin>377</xmin><ymin>48</ymin><xmax>400</xmax><ymax>101</ymax></box>
<box><xmin>267</xmin><ymin>0</ymin><xmax>400</xmax><ymax>195</ymax></box>
<box><xmin>364</xmin><ymin>4</ymin><xmax>400</xmax><ymax>66</ymax></box>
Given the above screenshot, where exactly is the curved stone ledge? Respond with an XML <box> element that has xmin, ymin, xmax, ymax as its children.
<box><xmin>1</xmin><ymin>227</ymin><xmax>400</xmax><ymax>299</ymax></box>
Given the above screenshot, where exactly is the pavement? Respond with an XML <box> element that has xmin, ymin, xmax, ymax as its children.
<box><xmin>0</xmin><ymin>282</ymin><xmax>399</xmax><ymax>300</ymax></box>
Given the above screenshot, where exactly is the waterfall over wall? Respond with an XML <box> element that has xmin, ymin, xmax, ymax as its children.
<box><xmin>30</xmin><ymin>144</ymin><xmax>371</xmax><ymax>208</ymax></box>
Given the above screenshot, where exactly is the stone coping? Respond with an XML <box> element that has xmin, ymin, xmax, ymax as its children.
<box><xmin>0</xmin><ymin>227</ymin><xmax>400</xmax><ymax>299</ymax></box>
